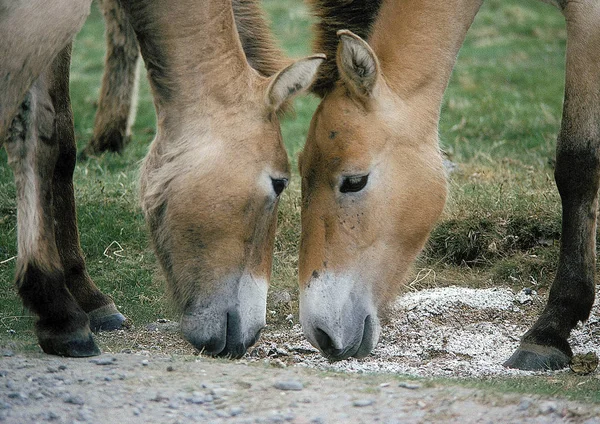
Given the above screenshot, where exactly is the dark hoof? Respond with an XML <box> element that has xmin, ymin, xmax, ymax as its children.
<box><xmin>88</xmin><ymin>304</ymin><xmax>127</xmax><ymax>332</ymax></box>
<box><xmin>38</xmin><ymin>330</ymin><xmax>101</xmax><ymax>357</ymax></box>
<box><xmin>504</xmin><ymin>343</ymin><xmax>571</xmax><ymax>371</ymax></box>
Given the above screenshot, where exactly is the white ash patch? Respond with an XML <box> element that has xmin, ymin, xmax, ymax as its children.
<box><xmin>253</xmin><ymin>286</ymin><xmax>600</xmax><ymax>378</ymax></box>
<box><xmin>396</xmin><ymin>287</ymin><xmax>518</xmax><ymax>315</ymax></box>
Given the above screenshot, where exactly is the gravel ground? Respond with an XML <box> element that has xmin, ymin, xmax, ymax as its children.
<box><xmin>2</xmin><ymin>286</ymin><xmax>600</xmax><ymax>423</ymax></box>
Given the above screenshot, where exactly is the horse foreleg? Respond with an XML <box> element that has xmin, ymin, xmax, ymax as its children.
<box><xmin>505</xmin><ymin>1</ymin><xmax>600</xmax><ymax>370</ymax></box>
<box><xmin>5</xmin><ymin>48</ymin><xmax>99</xmax><ymax>357</ymax></box>
<box><xmin>49</xmin><ymin>46</ymin><xmax>127</xmax><ymax>333</ymax></box>
<box><xmin>80</xmin><ymin>0</ymin><xmax>140</xmax><ymax>157</ymax></box>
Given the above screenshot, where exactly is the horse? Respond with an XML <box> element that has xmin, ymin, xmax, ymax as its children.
<box><xmin>1</xmin><ymin>0</ymin><xmax>323</xmax><ymax>358</ymax></box>
<box><xmin>298</xmin><ymin>0</ymin><xmax>599</xmax><ymax>371</ymax></box>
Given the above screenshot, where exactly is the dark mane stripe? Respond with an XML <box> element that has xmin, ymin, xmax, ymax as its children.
<box><xmin>309</xmin><ymin>0</ymin><xmax>384</xmax><ymax>97</ymax></box>
<box><xmin>233</xmin><ymin>0</ymin><xmax>289</xmax><ymax>78</ymax></box>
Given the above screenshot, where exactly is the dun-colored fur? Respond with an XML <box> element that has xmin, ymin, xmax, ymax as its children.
<box><xmin>299</xmin><ymin>0</ymin><xmax>600</xmax><ymax>371</ymax></box>
<box><xmin>1</xmin><ymin>0</ymin><xmax>323</xmax><ymax>358</ymax></box>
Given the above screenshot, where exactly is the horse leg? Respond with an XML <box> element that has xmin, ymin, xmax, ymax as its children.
<box><xmin>80</xmin><ymin>0</ymin><xmax>140</xmax><ymax>157</ymax></box>
<box><xmin>49</xmin><ymin>46</ymin><xmax>127</xmax><ymax>332</ymax></box>
<box><xmin>505</xmin><ymin>1</ymin><xmax>600</xmax><ymax>370</ymax></box>
<box><xmin>5</xmin><ymin>47</ymin><xmax>99</xmax><ymax>357</ymax></box>
<box><xmin>0</xmin><ymin>1</ymin><xmax>91</xmax><ymax>140</ymax></box>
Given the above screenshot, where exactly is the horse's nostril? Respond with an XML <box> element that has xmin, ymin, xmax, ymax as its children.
<box><xmin>314</xmin><ymin>327</ymin><xmax>346</xmax><ymax>360</ymax></box>
<box><xmin>314</xmin><ymin>327</ymin><xmax>333</xmax><ymax>350</ymax></box>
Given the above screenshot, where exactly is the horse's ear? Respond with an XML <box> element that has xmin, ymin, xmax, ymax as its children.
<box><xmin>336</xmin><ymin>30</ymin><xmax>380</xmax><ymax>98</ymax></box>
<box><xmin>266</xmin><ymin>54</ymin><xmax>326</xmax><ymax>111</ymax></box>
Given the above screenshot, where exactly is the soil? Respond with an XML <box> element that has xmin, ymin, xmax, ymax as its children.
<box><xmin>2</xmin><ymin>286</ymin><xmax>600</xmax><ymax>423</ymax></box>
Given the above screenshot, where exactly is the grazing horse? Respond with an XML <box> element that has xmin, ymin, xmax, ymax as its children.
<box><xmin>1</xmin><ymin>0</ymin><xmax>323</xmax><ymax>358</ymax></box>
<box><xmin>298</xmin><ymin>0</ymin><xmax>599</xmax><ymax>370</ymax></box>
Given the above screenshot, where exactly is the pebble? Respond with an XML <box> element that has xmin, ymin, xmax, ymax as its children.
<box><xmin>353</xmin><ymin>399</ymin><xmax>374</xmax><ymax>407</ymax></box>
<box><xmin>64</xmin><ymin>395</ymin><xmax>85</xmax><ymax>405</ymax></box>
<box><xmin>141</xmin><ymin>360</ymin><xmax>149</xmax><ymax>367</ymax></box>
<box><xmin>230</xmin><ymin>406</ymin><xmax>244</xmax><ymax>416</ymax></box>
<box><xmin>90</xmin><ymin>357</ymin><xmax>117</xmax><ymax>366</ymax></box>
<box><xmin>1</xmin><ymin>350</ymin><xmax>14</xmax><ymax>357</ymax></box>
<box><xmin>517</xmin><ymin>398</ymin><xmax>532</xmax><ymax>411</ymax></box>
<box><xmin>398</xmin><ymin>381</ymin><xmax>421</xmax><ymax>390</ymax></box>
<box><xmin>538</xmin><ymin>401</ymin><xmax>558</xmax><ymax>415</ymax></box>
<box><xmin>77</xmin><ymin>409</ymin><xmax>93</xmax><ymax>422</ymax></box>
<box><xmin>7</xmin><ymin>392</ymin><xmax>27</xmax><ymax>401</ymax></box>
<box><xmin>273</xmin><ymin>380</ymin><xmax>303</xmax><ymax>391</ymax></box>
<box><xmin>186</xmin><ymin>392</ymin><xmax>206</xmax><ymax>404</ymax></box>
<box><xmin>30</xmin><ymin>392</ymin><xmax>44</xmax><ymax>400</ymax></box>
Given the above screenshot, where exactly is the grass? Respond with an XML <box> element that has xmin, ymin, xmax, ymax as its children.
<box><xmin>1</xmin><ymin>0</ymin><xmax>598</xmax><ymax>402</ymax></box>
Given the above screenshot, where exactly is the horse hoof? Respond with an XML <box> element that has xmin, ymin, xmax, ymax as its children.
<box><xmin>38</xmin><ymin>331</ymin><xmax>101</xmax><ymax>357</ymax></box>
<box><xmin>88</xmin><ymin>304</ymin><xmax>127</xmax><ymax>332</ymax></box>
<box><xmin>503</xmin><ymin>342</ymin><xmax>570</xmax><ymax>371</ymax></box>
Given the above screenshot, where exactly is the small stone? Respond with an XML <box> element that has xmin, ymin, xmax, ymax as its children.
<box><xmin>168</xmin><ymin>401</ymin><xmax>179</xmax><ymax>409</ymax></box>
<box><xmin>517</xmin><ymin>398</ymin><xmax>532</xmax><ymax>411</ymax></box>
<box><xmin>150</xmin><ymin>393</ymin><xmax>169</xmax><ymax>402</ymax></box>
<box><xmin>64</xmin><ymin>395</ymin><xmax>85</xmax><ymax>405</ymax></box>
<box><xmin>1</xmin><ymin>350</ymin><xmax>14</xmax><ymax>357</ymax></box>
<box><xmin>7</xmin><ymin>392</ymin><xmax>27</xmax><ymax>401</ymax></box>
<box><xmin>186</xmin><ymin>392</ymin><xmax>205</xmax><ymax>404</ymax></box>
<box><xmin>141</xmin><ymin>360</ymin><xmax>149</xmax><ymax>367</ymax></box>
<box><xmin>398</xmin><ymin>381</ymin><xmax>421</xmax><ymax>390</ymax></box>
<box><xmin>132</xmin><ymin>408</ymin><xmax>141</xmax><ymax>416</ymax></box>
<box><xmin>46</xmin><ymin>411</ymin><xmax>60</xmax><ymax>421</ymax></box>
<box><xmin>0</xmin><ymin>401</ymin><xmax>11</xmax><ymax>410</ymax></box>
<box><xmin>274</xmin><ymin>380</ymin><xmax>303</xmax><ymax>391</ymax></box>
<box><xmin>90</xmin><ymin>357</ymin><xmax>116</xmax><ymax>366</ymax></box>
<box><xmin>104</xmin><ymin>376</ymin><xmax>112</xmax><ymax>382</ymax></box>
<box><xmin>539</xmin><ymin>401</ymin><xmax>558</xmax><ymax>415</ymax></box>
<box><xmin>353</xmin><ymin>399</ymin><xmax>374</xmax><ymax>407</ymax></box>
<box><xmin>77</xmin><ymin>409</ymin><xmax>93</xmax><ymax>422</ymax></box>
<box><xmin>166</xmin><ymin>366</ymin><xmax>175</xmax><ymax>372</ymax></box>
<box><xmin>229</xmin><ymin>407</ymin><xmax>244</xmax><ymax>416</ymax></box>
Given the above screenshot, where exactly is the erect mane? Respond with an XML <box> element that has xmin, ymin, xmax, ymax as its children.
<box><xmin>308</xmin><ymin>0</ymin><xmax>383</xmax><ymax>97</ymax></box>
<box><xmin>233</xmin><ymin>0</ymin><xmax>290</xmax><ymax>78</ymax></box>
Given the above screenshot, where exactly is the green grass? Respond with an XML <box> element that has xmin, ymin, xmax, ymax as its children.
<box><xmin>1</xmin><ymin>0</ymin><xmax>597</xmax><ymax>401</ymax></box>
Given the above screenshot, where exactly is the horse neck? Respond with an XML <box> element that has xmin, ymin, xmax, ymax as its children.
<box><xmin>370</xmin><ymin>0</ymin><xmax>482</xmax><ymax>121</ymax></box>
<box><xmin>123</xmin><ymin>0</ymin><xmax>256</xmax><ymax>120</ymax></box>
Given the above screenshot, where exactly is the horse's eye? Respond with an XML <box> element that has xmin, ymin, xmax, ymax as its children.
<box><xmin>340</xmin><ymin>175</ymin><xmax>369</xmax><ymax>193</ymax></box>
<box><xmin>271</xmin><ymin>178</ymin><xmax>288</xmax><ymax>197</ymax></box>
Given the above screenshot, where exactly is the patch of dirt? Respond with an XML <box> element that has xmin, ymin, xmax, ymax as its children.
<box><xmin>2</xmin><ymin>286</ymin><xmax>600</xmax><ymax>423</ymax></box>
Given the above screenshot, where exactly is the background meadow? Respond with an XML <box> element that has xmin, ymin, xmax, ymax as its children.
<box><xmin>0</xmin><ymin>0</ymin><xmax>586</xmax><ymax>371</ymax></box>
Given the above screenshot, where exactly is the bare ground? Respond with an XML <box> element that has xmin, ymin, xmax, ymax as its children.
<box><xmin>2</xmin><ymin>286</ymin><xmax>600</xmax><ymax>423</ymax></box>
